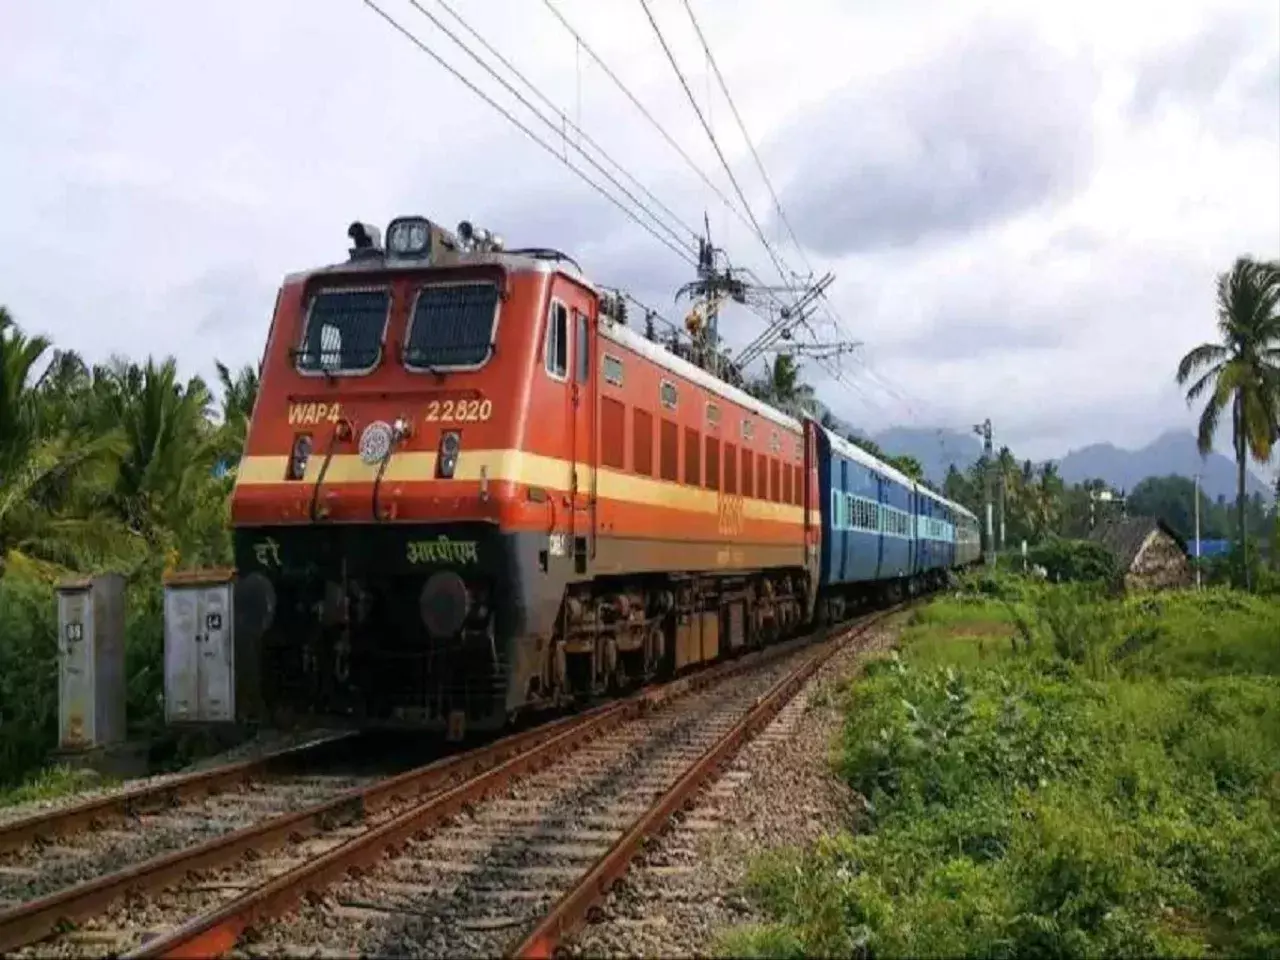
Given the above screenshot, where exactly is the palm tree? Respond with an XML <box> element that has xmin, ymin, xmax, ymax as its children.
<box><xmin>0</xmin><ymin>308</ymin><xmax>127</xmax><ymax>570</ymax></box>
<box><xmin>1176</xmin><ymin>256</ymin><xmax>1280</xmax><ymax>588</ymax></box>
<box><xmin>214</xmin><ymin>360</ymin><xmax>260</xmax><ymax>469</ymax></box>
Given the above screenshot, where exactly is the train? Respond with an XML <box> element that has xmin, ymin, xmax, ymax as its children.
<box><xmin>225</xmin><ymin>215</ymin><xmax>981</xmax><ymax>740</ymax></box>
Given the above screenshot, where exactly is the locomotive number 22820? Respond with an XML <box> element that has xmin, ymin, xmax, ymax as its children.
<box><xmin>425</xmin><ymin>398</ymin><xmax>493</xmax><ymax>423</ymax></box>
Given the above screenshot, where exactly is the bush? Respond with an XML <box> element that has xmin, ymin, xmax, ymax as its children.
<box><xmin>0</xmin><ymin>575</ymin><xmax>59</xmax><ymax>787</ymax></box>
<box><xmin>0</xmin><ymin>564</ymin><xmax>168</xmax><ymax>788</ymax></box>
<box><xmin>723</xmin><ymin>586</ymin><xmax>1280</xmax><ymax>958</ymax></box>
<box><xmin>1027</xmin><ymin>538</ymin><xmax>1118</xmax><ymax>585</ymax></box>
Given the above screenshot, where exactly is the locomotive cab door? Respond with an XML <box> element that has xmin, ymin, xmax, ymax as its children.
<box><xmin>568</xmin><ymin>303</ymin><xmax>595</xmax><ymax>574</ymax></box>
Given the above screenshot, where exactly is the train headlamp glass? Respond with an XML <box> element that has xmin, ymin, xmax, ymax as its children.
<box><xmin>287</xmin><ymin>433</ymin><xmax>312</xmax><ymax>481</ymax></box>
<box><xmin>437</xmin><ymin>430</ymin><xmax>461</xmax><ymax>479</ymax></box>
<box><xmin>387</xmin><ymin>216</ymin><xmax>431</xmax><ymax>258</ymax></box>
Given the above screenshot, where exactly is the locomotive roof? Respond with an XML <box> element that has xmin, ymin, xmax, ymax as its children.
<box><xmin>285</xmin><ymin>247</ymin><xmax>588</xmax><ymax>284</ymax></box>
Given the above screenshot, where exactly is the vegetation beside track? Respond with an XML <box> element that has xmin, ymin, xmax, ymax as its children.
<box><xmin>719</xmin><ymin>573</ymin><xmax>1280</xmax><ymax>959</ymax></box>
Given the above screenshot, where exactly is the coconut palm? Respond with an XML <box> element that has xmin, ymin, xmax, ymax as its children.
<box><xmin>214</xmin><ymin>361</ymin><xmax>260</xmax><ymax>470</ymax></box>
<box><xmin>0</xmin><ymin>308</ymin><xmax>128</xmax><ymax>570</ymax></box>
<box><xmin>1176</xmin><ymin>256</ymin><xmax>1280</xmax><ymax>588</ymax></box>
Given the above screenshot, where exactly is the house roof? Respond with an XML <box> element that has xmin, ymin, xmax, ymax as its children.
<box><xmin>1086</xmin><ymin>516</ymin><xmax>1188</xmax><ymax>571</ymax></box>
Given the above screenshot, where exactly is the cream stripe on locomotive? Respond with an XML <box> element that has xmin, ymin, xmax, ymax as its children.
<box><xmin>235</xmin><ymin>450</ymin><xmax>819</xmax><ymax>526</ymax></box>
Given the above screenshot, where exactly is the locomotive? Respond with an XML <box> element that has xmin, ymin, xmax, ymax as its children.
<box><xmin>228</xmin><ymin>215</ymin><xmax>980</xmax><ymax>739</ymax></box>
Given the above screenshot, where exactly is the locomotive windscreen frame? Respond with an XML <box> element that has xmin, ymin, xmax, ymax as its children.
<box><xmin>295</xmin><ymin>288</ymin><xmax>390</xmax><ymax>374</ymax></box>
<box><xmin>404</xmin><ymin>281</ymin><xmax>501</xmax><ymax>371</ymax></box>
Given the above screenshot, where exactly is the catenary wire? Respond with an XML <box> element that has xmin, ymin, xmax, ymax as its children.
<box><xmin>429</xmin><ymin>0</ymin><xmax>703</xmax><ymax>248</ymax></box>
<box><xmin>401</xmin><ymin>0</ymin><xmax>698</xmax><ymax>258</ymax></box>
<box><xmin>362</xmin><ymin>0</ymin><xmax>696</xmax><ymax>267</ymax></box>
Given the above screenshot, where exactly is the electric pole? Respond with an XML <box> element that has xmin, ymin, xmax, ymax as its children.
<box><xmin>974</xmin><ymin>419</ymin><xmax>995</xmax><ymax>567</ymax></box>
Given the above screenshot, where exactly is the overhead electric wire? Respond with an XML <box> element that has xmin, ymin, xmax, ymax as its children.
<box><xmin>430</xmin><ymin>0</ymin><xmax>702</xmax><ymax>248</ymax></box>
<box><xmin>635</xmin><ymin>0</ymin><xmax>795</xmax><ymax>296</ymax></box>
<box><xmin>539</xmin><ymin>0</ymin><xmax>758</xmax><ymax>240</ymax></box>
<box><xmin>363</xmin><ymin>0</ymin><xmax>697</xmax><ymax>267</ymax></box>
<box><xmin>677</xmin><ymin>0</ymin><xmax>811</xmax><ymax>273</ymax></box>
<box><xmin>402</xmin><ymin>0</ymin><xmax>698</xmax><ymax>259</ymax></box>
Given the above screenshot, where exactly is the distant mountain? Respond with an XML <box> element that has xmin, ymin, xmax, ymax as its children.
<box><xmin>1056</xmin><ymin>430</ymin><xmax>1270</xmax><ymax>502</ymax></box>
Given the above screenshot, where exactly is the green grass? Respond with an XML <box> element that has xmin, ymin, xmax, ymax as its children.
<box><xmin>0</xmin><ymin>764</ymin><xmax>110</xmax><ymax>809</ymax></box>
<box><xmin>719</xmin><ymin>580</ymin><xmax>1280</xmax><ymax>959</ymax></box>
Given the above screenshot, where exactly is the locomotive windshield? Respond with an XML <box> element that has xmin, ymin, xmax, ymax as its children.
<box><xmin>404</xmin><ymin>282</ymin><xmax>499</xmax><ymax>370</ymax></box>
<box><xmin>296</xmin><ymin>289</ymin><xmax>389</xmax><ymax>374</ymax></box>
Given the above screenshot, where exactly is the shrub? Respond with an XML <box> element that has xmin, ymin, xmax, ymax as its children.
<box><xmin>1027</xmin><ymin>538</ymin><xmax>1118</xmax><ymax>585</ymax></box>
<box><xmin>723</xmin><ymin>585</ymin><xmax>1280</xmax><ymax>958</ymax></box>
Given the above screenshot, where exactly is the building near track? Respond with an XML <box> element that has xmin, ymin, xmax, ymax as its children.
<box><xmin>1087</xmin><ymin>516</ymin><xmax>1192</xmax><ymax>592</ymax></box>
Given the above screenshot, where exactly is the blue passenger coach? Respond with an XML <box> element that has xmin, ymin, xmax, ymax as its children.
<box><xmin>814</xmin><ymin>422</ymin><xmax>980</xmax><ymax>621</ymax></box>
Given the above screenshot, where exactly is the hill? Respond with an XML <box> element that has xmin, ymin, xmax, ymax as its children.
<box><xmin>849</xmin><ymin>425</ymin><xmax>1270</xmax><ymax>503</ymax></box>
<box><xmin>1056</xmin><ymin>430</ymin><xmax>1270</xmax><ymax>501</ymax></box>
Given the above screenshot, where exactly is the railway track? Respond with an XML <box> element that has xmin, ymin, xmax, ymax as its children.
<box><xmin>0</xmin><ymin>608</ymin><xmax>897</xmax><ymax>959</ymax></box>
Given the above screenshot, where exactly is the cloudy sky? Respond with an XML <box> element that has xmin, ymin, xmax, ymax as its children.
<box><xmin>2</xmin><ymin>0</ymin><xmax>1278</xmax><ymax>473</ymax></box>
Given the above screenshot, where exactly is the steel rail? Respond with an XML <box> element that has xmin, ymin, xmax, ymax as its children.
<box><xmin>0</xmin><ymin>732</ymin><xmax>355</xmax><ymax>856</ymax></box>
<box><xmin>507</xmin><ymin>608</ymin><xmax>896</xmax><ymax>959</ymax></box>
<box><xmin>0</xmin><ymin>706</ymin><xmax>609</xmax><ymax>954</ymax></box>
<box><xmin>100</xmin><ymin>633</ymin><xmax>819</xmax><ymax>960</ymax></box>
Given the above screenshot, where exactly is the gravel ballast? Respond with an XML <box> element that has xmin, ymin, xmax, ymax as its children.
<box><xmin>566</xmin><ymin>617</ymin><xmax>901</xmax><ymax>958</ymax></box>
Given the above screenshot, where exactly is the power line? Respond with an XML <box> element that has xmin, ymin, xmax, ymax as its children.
<box><xmin>362</xmin><ymin>0</ymin><xmax>697</xmax><ymax>267</ymax></box>
<box><xmin>677</xmin><ymin>0</ymin><xmax>811</xmax><ymax>272</ymax></box>
<box><xmin>539</xmin><ymin>0</ymin><xmax>756</xmax><ymax>238</ymax></box>
<box><xmin>635</xmin><ymin>0</ymin><xmax>796</xmax><ymax>294</ymax></box>
<box><xmin>400</xmin><ymin>0</ymin><xmax>698</xmax><ymax>260</ymax></box>
<box><xmin>430</xmin><ymin>0</ymin><xmax>702</xmax><ymax>248</ymax></box>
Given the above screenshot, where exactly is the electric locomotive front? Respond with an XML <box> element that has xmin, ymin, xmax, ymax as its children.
<box><xmin>230</xmin><ymin>216</ymin><xmax>561</xmax><ymax>738</ymax></box>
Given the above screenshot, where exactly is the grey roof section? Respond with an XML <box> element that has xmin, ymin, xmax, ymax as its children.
<box><xmin>1086</xmin><ymin>515</ymin><xmax>1188</xmax><ymax>570</ymax></box>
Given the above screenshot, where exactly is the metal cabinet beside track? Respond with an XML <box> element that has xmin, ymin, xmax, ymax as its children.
<box><xmin>56</xmin><ymin>574</ymin><xmax>126</xmax><ymax>750</ymax></box>
<box><xmin>163</xmin><ymin>570</ymin><xmax>237</xmax><ymax>724</ymax></box>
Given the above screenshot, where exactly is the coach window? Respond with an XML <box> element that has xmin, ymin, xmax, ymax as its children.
<box><xmin>545</xmin><ymin>301</ymin><xmax>569</xmax><ymax>380</ymax></box>
<box><xmin>574</xmin><ymin>310</ymin><xmax>589</xmax><ymax>384</ymax></box>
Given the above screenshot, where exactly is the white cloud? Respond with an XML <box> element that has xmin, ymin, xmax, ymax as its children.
<box><xmin>0</xmin><ymin>0</ymin><xmax>1277</xmax><ymax>480</ymax></box>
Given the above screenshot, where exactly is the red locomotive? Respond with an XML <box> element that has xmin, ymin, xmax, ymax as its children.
<box><xmin>231</xmin><ymin>216</ymin><xmax>817</xmax><ymax>738</ymax></box>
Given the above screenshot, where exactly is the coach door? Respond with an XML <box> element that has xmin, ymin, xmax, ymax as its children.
<box><xmin>568</xmin><ymin>303</ymin><xmax>595</xmax><ymax>573</ymax></box>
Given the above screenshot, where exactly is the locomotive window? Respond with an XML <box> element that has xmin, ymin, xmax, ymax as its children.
<box><xmin>660</xmin><ymin>380</ymin><xmax>678</xmax><ymax>410</ymax></box>
<box><xmin>296</xmin><ymin>288</ymin><xmax>389</xmax><ymax>374</ymax></box>
<box><xmin>574</xmin><ymin>310</ymin><xmax>589</xmax><ymax>384</ymax></box>
<box><xmin>706</xmin><ymin>402</ymin><xmax>721</xmax><ymax>427</ymax></box>
<box><xmin>405</xmin><ymin>282</ymin><xmax>499</xmax><ymax>370</ymax></box>
<box><xmin>545</xmin><ymin>301</ymin><xmax>569</xmax><ymax>379</ymax></box>
<box><xmin>741</xmin><ymin>419</ymin><xmax>754</xmax><ymax>442</ymax></box>
<box><xmin>602</xmin><ymin>354</ymin><xmax>624</xmax><ymax>386</ymax></box>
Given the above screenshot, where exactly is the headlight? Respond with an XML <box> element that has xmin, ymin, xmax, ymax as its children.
<box><xmin>286</xmin><ymin>434</ymin><xmax>312</xmax><ymax>480</ymax></box>
<box><xmin>437</xmin><ymin>430</ymin><xmax>461</xmax><ymax>479</ymax></box>
<box><xmin>387</xmin><ymin>216</ymin><xmax>432</xmax><ymax>258</ymax></box>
